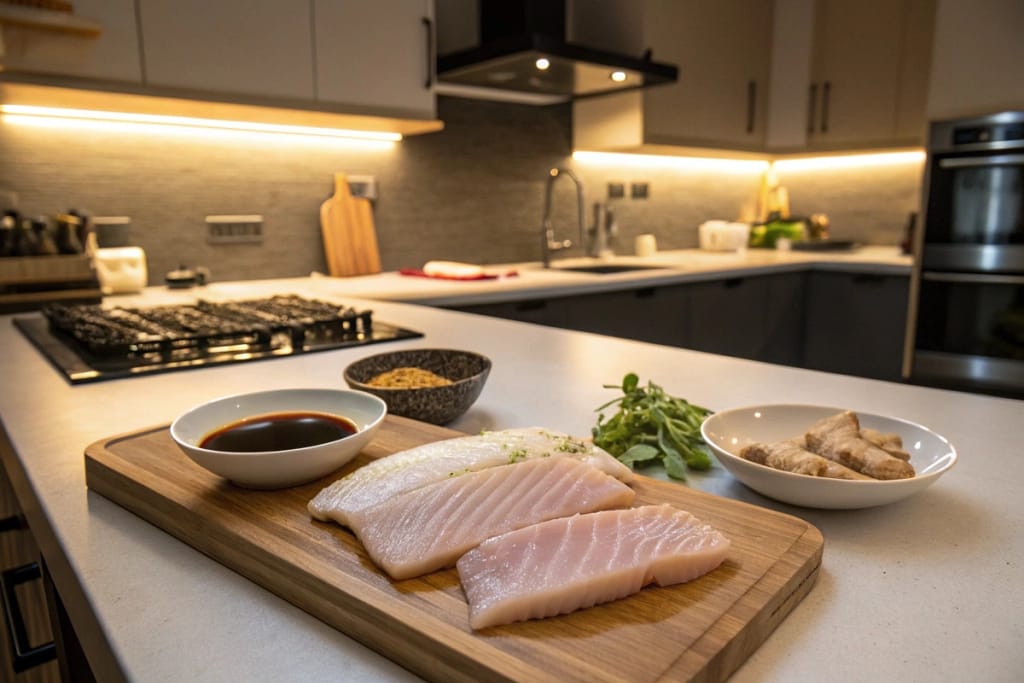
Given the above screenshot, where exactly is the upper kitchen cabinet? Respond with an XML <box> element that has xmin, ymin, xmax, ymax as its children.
<box><xmin>576</xmin><ymin>0</ymin><xmax>936</xmax><ymax>156</ymax></box>
<box><xmin>642</xmin><ymin>0</ymin><xmax>774</xmax><ymax>151</ymax></box>
<box><xmin>926</xmin><ymin>0</ymin><xmax>1024</xmax><ymax>120</ymax></box>
<box><xmin>138</xmin><ymin>0</ymin><xmax>315</xmax><ymax>101</ymax></box>
<box><xmin>137</xmin><ymin>0</ymin><xmax>435</xmax><ymax>118</ymax></box>
<box><xmin>799</xmin><ymin>0</ymin><xmax>936</xmax><ymax>151</ymax></box>
<box><xmin>314</xmin><ymin>0</ymin><xmax>435</xmax><ymax>119</ymax></box>
<box><xmin>0</xmin><ymin>0</ymin><xmax>142</xmax><ymax>82</ymax></box>
<box><xmin>574</xmin><ymin>0</ymin><xmax>774</xmax><ymax>154</ymax></box>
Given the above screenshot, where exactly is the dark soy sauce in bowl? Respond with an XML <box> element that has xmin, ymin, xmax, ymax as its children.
<box><xmin>200</xmin><ymin>412</ymin><xmax>357</xmax><ymax>452</ymax></box>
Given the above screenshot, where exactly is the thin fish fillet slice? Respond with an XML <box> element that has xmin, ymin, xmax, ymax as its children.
<box><xmin>456</xmin><ymin>504</ymin><xmax>730</xmax><ymax>630</ymax></box>
<box><xmin>348</xmin><ymin>457</ymin><xmax>635</xmax><ymax>580</ymax></box>
<box><xmin>308</xmin><ymin>427</ymin><xmax>633</xmax><ymax>526</ymax></box>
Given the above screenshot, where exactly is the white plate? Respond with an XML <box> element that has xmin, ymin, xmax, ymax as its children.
<box><xmin>700</xmin><ymin>404</ymin><xmax>957</xmax><ymax>509</ymax></box>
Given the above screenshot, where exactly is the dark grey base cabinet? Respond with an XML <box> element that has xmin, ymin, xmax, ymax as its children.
<box><xmin>685</xmin><ymin>274</ymin><xmax>804</xmax><ymax>366</ymax></box>
<box><xmin>802</xmin><ymin>272</ymin><xmax>910</xmax><ymax>381</ymax></box>
<box><xmin>448</xmin><ymin>271</ymin><xmax>908</xmax><ymax>381</ymax></box>
<box><xmin>451</xmin><ymin>286</ymin><xmax>688</xmax><ymax>346</ymax></box>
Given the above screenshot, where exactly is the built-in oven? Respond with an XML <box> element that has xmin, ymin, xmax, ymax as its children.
<box><xmin>905</xmin><ymin>111</ymin><xmax>1024</xmax><ymax>397</ymax></box>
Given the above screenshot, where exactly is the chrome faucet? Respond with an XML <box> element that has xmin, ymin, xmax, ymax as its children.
<box><xmin>540</xmin><ymin>167</ymin><xmax>585</xmax><ymax>267</ymax></box>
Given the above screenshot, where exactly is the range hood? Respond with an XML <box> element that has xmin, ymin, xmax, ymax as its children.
<box><xmin>435</xmin><ymin>0</ymin><xmax>677</xmax><ymax>102</ymax></box>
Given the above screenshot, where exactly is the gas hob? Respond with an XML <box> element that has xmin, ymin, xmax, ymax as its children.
<box><xmin>14</xmin><ymin>294</ymin><xmax>423</xmax><ymax>384</ymax></box>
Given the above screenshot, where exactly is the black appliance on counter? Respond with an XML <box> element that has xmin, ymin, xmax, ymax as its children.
<box><xmin>904</xmin><ymin>111</ymin><xmax>1024</xmax><ymax>397</ymax></box>
<box><xmin>14</xmin><ymin>295</ymin><xmax>423</xmax><ymax>384</ymax></box>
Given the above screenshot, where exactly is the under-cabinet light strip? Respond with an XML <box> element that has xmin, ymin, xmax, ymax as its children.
<box><xmin>573</xmin><ymin>150</ymin><xmax>770</xmax><ymax>173</ymax></box>
<box><xmin>574</xmin><ymin>149</ymin><xmax>926</xmax><ymax>172</ymax></box>
<box><xmin>772</xmin><ymin>150</ymin><xmax>926</xmax><ymax>170</ymax></box>
<box><xmin>0</xmin><ymin>104</ymin><xmax>403</xmax><ymax>142</ymax></box>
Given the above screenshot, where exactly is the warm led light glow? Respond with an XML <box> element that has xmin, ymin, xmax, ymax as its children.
<box><xmin>0</xmin><ymin>112</ymin><xmax>397</xmax><ymax>150</ymax></box>
<box><xmin>0</xmin><ymin>104</ymin><xmax>402</xmax><ymax>142</ymax></box>
<box><xmin>0</xmin><ymin>113</ymin><xmax>399</xmax><ymax>150</ymax></box>
<box><xmin>573</xmin><ymin>150</ymin><xmax>770</xmax><ymax>173</ymax></box>
<box><xmin>610</xmin><ymin>71</ymin><xmax>627</xmax><ymax>83</ymax></box>
<box><xmin>535</xmin><ymin>57</ymin><xmax>551</xmax><ymax>71</ymax></box>
<box><xmin>773</xmin><ymin>150</ymin><xmax>926</xmax><ymax>171</ymax></box>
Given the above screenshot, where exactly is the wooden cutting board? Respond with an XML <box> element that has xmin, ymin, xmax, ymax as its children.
<box><xmin>319</xmin><ymin>173</ymin><xmax>382</xmax><ymax>277</ymax></box>
<box><xmin>84</xmin><ymin>416</ymin><xmax>823</xmax><ymax>683</ymax></box>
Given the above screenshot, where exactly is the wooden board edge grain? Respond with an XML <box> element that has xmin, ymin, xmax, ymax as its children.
<box><xmin>660</xmin><ymin>524</ymin><xmax>824</xmax><ymax>683</ymax></box>
<box><xmin>83</xmin><ymin>440</ymin><xmax>546</xmax><ymax>683</ymax></box>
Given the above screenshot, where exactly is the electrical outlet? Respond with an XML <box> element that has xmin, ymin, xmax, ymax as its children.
<box><xmin>347</xmin><ymin>175</ymin><xmax>378</xmax><ymax>201</ymax></box>
<box><xmin>206</xmin><ymin>215</ymin><xmax>264</xmax><ymax>245</ymax></box>
<box><xmin>631</xmin><ymin>182</ymin><xmax>650</xmax><ymax>199</ymax></box>
<box><xmin>607</xmin><ymin>182</ymin><xmax>625</xmax><ymax>199</ymax></box>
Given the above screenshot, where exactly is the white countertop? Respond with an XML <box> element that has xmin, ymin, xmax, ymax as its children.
<box><xmin>2</xmin><ymin>271</ymin><xmax>1021</xmax><ymax>683</ymax></box>
<box><xmin>322</xmin><ymin>246</ymin><xmax>912</xmax><ymax>307</ymax></box>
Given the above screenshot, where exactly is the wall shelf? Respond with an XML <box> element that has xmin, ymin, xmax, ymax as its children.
<box><xmin>0</xmin><ymin>5</ymin><xmax>102</xmax><ymax>37</ymax></box>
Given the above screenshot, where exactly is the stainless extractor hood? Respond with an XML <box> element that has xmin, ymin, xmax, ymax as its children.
<box><xmin>435</xmin><ymin>0</ymin><xmax>678</xmax><ymax>101</ymax></box>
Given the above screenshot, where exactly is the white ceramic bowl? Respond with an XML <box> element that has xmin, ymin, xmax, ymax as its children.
<box><xmin>170</xmin><ymin>388</ymin><xmax>386</xmax><ymax>489</ymax></box>
<box><xmin>700</xmin><ymin>404</ymin><xmax>957</xmax><ymax>509</ymax></box>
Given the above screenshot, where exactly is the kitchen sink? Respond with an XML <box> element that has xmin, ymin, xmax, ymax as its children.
<box><xmin>552</xmin><ymin>264</ymin><xmax>667</xmax><ymax>275</ymax></box>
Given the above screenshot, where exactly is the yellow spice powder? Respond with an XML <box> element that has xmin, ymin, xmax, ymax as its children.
<box><xmin>366</xmin><ymin>367</ymin><xmax>453</xmax><ymax>388</ymax></box>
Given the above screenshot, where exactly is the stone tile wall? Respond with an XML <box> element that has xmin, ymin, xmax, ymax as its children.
<box><xmin>0</xmin><ymin>96</ymin><xmax>923</xmax><ymax>284</ymax></box>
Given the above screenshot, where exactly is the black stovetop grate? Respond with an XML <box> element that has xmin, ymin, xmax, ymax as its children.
<box><xmin>15</xmin><ymin>295</ymin><xmax>423</xmax><ymax>384</ymax></box>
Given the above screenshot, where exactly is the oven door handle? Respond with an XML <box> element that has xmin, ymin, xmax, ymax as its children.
<box><xmin>938</xmin><ymin>153</ymin><xmax>1024</xmax><ymax>169</ymax></box>
<box><xmin>922</xmin><ymin>271</ymin><xmax>1024</xmax><ymax>285</ymax></box>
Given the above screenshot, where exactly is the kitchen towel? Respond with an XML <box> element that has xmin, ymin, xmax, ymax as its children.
<box><xmin>400</xmin><ymin>261</ymin><xmax>518</xmax><ymax>281</ymax></box>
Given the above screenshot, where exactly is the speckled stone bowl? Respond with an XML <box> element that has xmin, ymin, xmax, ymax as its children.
<box><xmin>343</xmin><ymin>348</ymin><xmax>491</xmax><ymax>425</ymax></box>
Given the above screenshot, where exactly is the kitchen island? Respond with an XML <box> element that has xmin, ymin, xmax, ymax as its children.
<box><xmin>0</xmin><ymin>275</ymin><xmax>1020</xmax><ymax>682</ymax></box>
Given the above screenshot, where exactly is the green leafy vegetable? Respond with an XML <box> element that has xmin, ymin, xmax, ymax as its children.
<box><xmin>592</xmin><ymin>373</ymin><xmax>713</xmax><ymax>480</ymax></box>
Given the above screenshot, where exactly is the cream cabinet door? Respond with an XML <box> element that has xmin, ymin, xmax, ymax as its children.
<box><xmin>314</xmin><ymin>0</ymin><xmax>435</xmax><ymax>119</ymax></box>
<box><xmin>806</xmin><ymin>0</ymin><xmax>934</xmax><ymax>149</ymax></box>
<box><xmin>642</xmin><ymin>0</ymin><xmax>774</xmax><ymax>150</ymax></box>
<box><xmin>0</xmin><ymin>0</ymin><xmax>142</xmax><ymax>82</ymax></box>
<box><xmin>137</xmin><ymin>0</ymin><xmax>315</xmax><ymax>100</ymax></box>
<box><xmin>573</xmin><ymin>0</ymin><xmax>773</xmax><ymax>153</ymax></box>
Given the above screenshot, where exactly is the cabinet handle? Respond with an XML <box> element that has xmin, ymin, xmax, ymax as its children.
<box><xmin>634</xmin><ymin>288</ymin><xmax>656</xmax><ymax>299</ymax></box>
<box><xmin>722</xmin><ymin>278</ymin><xmax>745</xmax><ymax>289</ymax></box>
<box><xmin>746</xmin><ymin>80</ymin><xmax>757</xmax><ymax>134</ymax></box>
<box><xmin>0</xmin><ymin>515</ymin><xmax>25</xmax><ymax>533</ymax></box>
<box><xmin>0</xmin><ymin>562</ymin><xmax>56</xmax><ymax>673</ymax></box>
<box><xmin>422</xmin><ymin>16</ymin><xmax>434</xmax><ymax>89</ymax></box>
<box><xmin>821</xmin><ymin>80</ymin><xmax>831</xmax><ymax>133</ymax></box>
<box><xmin>807</xmin><ymin>83</ymin><xmax>818</xmax><ymax>135</ymax></box>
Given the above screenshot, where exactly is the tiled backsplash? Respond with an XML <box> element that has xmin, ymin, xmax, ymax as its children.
<box><xmin>0</xmin><ymin>96</ymin><xmax>923</xmax><ymax>284</ymax></box>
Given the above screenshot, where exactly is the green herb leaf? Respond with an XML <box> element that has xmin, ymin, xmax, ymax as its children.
<box><xmin>663</xmin><ymin>450</ymin><xmax>688</xmax><ymax>480</ymax></box>
<box><xmin>591</xmin><ymin>373</ymin><xmax>714</xmax><ymax>483</ymax></box>
<box><xmin>618</xmin><ymin>443</ymin><xmax>660</xmax><ymax>466</ymax></box>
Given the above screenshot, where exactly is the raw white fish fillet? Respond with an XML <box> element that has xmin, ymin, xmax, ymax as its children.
<box><xmin>347</xmin><ymin>456</ymin><xmax>636</xmax><ymax>580</ymax></box>
<box><xmin>308</xmin><ymin>427</ymin><xmax>633</xmax><ymax>526</ymax></box>
<box><xmin>456</xmin><ymin>504</ymin><xmax>730</xmax><ymax>630</ymax></box>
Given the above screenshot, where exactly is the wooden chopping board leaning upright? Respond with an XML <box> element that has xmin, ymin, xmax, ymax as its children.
<box><xmin>320</xmin><ymin>173</ymin><xmax>382</xmax><ymax>277</ymax></box>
